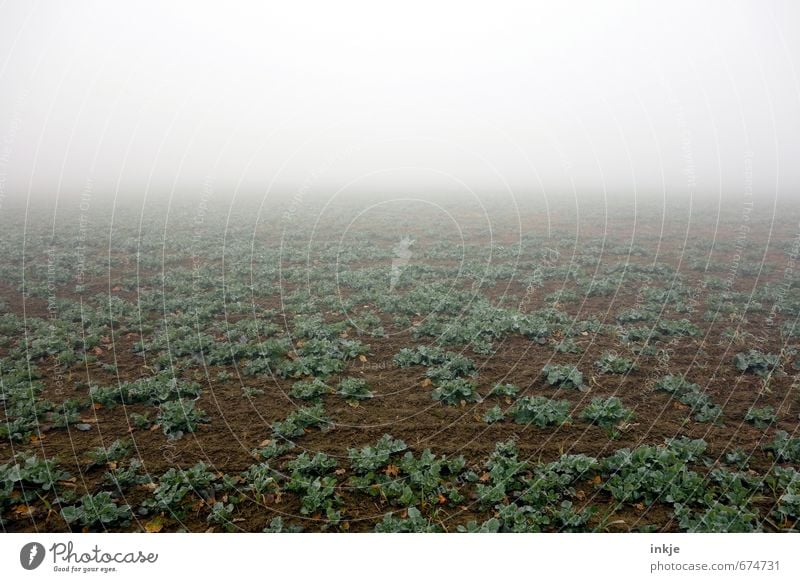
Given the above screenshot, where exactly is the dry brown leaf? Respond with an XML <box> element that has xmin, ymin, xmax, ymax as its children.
<box><xmin>384</xmin><ymin>464</ymin><xmax>399</xmax><ymax>477</ymax></box>
<box><xmin>358</xmin><ymin>354</ymin><xmax>367</xmax><ymax>362</ymax></box>
<box><xmin>144</xmin><ymin>515</ymin><xmax>165</xmax><ymax>533</ymax></box>
<box><xmin>421</xmin><ymin>378</ymin><xmax>432</xmax><ymax>388</ymax></box>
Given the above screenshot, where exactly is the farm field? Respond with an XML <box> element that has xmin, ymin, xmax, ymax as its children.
<box><xmin>1</xmin><ymin>195</ymin><xmax>799</xmax><ymax>533</ymax></box>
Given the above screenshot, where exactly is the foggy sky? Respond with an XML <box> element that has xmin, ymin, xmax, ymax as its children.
<box><xmin>0</xmin><ymin>0</ymin><xmax>799</xmax><ymax>204</ymax></box>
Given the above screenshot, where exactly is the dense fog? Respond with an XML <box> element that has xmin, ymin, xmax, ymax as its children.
<box><xmin>0</xmin><ymin>0</ymin><xmax>799</xmax><ymax>206</ymax></box>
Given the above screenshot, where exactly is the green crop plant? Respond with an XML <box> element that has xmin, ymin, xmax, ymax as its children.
<box><xmin>242</xmin><ymin>463</ymin><xmax>280</xmax><ymax>500</ymax></box>
<box><xmin>285</xmin><ymin>452</ymin><xmax>341</xmax><ymax>523</ymax></box>
<box><xmin>374</xmin><ymin>507</ymin><xmax>441</xmax><ymax>532</ymax></box>
<box><xmin>271</xmin><ymin>403</ymin><xmax>332</xmax><ymax>439</ymax></box>
<box><xmin>554</xmin><ymin>338</ymin><xmax>581</xmax><ymax>353</ymax></box>
<box><xmin>143</xmin><ymin>462</ymin><xmax>218</xmax><ymax>517</ymax></box>
<box><xmin>764</xmin><ymin>431</ymin><xmax>800</xmax><ymax>463</ymax></box>
<box><xmin>601</xmin><ymin>439</ymin><xmax>709</xmax><ymax>507</ymax></box>
<box><xmin>456</xmin><ymin>518</ymin><xmax>501</xmax><ymax>532</ymax></box>
<box><xmin>431</xmin><ymin>379</ymin><xmax>480</xmax><ymax>405</ymax></box>
<box><xmin>348</xmin><ymin>434</ymin><xmax>407</xmax><ymax>474</ymax></box>
<box><xmin>86</xmin><ymin>439</ymin><xmax>131</xmax><ymax>468</ymax></box>
<box><xmin>1</xmin><ymin>453</ymin><xmax>70</xmax><ymax>512</ymax></box>
<box><xmin>708</xmin><ymin>468</ymin><xmax>763</xmax><ymax>508</ymax></box>
<box><xmin>679</xmin><ymin>391</ymin><xmax>722</xmax><ymax>423</ymax></box>
<box><xmin>734</xmin><ymin>350</ymin><xmax>781</xmax><ymax>378</ymax></box>
<box><xmin>103</xmin><ymin>459</ymin><xmax>147</xmax><ymax>489</ymax></box>
<box><xmin>351</xmin><ymin>447</ymin><xmax>465</xmax><ymax>508</ymax></box>
<box><xmin>508</xmin><ymin>396</ymin><xmax>571</xmax><ymax>428</ymax></box>
<box><xmin>251</xmin><ymin>439</ymin><xmax>295</xmax><ymax>461</ymax></box>
<box><xmin>157</xmin><ymin>399</ymin><xmax>209</xmax><ymax>439</ymax></box>
<box><xmin>487</xmin><ymin>383</ymin><xmax>519</xmax><ymax>398</ymax></box>
<box><xmin>337</xmin><ymin>377</ymin><xmax>373</xmax><ymax>401</ymax></box>
<box><xmin>483</xmin><ymin>405</ymin><xmax>505</xmax><ymax>424</ymax></box>
<box><xmin>61</xmin><ymin>492</ymin><xmax>132</xmax><ymax>529</ymax></box>
<box><xmin>393</xmin><ymin>345</ymin><xmax>446</xmax><ymax>367</ymax></box>
<box><xmin>262</xmin><ymin>516</ymin><xmax>303</xmax><ymax>532</ymax></box>
<box><xmin>541</xmin><ymin>364</ymin><xmax>585</xmax><ymax>390</ymax></box>
<box><xmin>594</xmin><ymin>352</ymin><xmax>638</xmax><ymax>374</ymax></box>
<box><xmin>744</xmin><ymin>405</ymin><xmax>776</xmax><ymax>428</ymax></box>
<box><xmin>655</xmin><ymin>375</ymin><xmax>721</xmax><ymax>423</ymax></box>
<box><xmin>289</xmin><ymin>378</ymin><xmax>332</xmax><ymax>401</ymax></box>
<box><xmin>723</xmin><ymin>448</ymin><xmax>750</xmax><ymax>470</ymax></box>
<box><xmin>674</xmin><ymin>502</ymin><xmax>760</xmax><ymax>533</ymax></box>
<box><xmin>425</xmin><ymin>353</ymin><xmax>477</xmax><ymax>383</ymax></box>
<box><xmin>654</xmin><ymin>374</ymin><xmax>699</xmax><ymax>396</ymax></box>
<box><xmin>581</xmin><ymin>397</ymin><xmax>633</xmax><ymax>436</ymax></box>
<box><xmin>206</xmin><ymin>501</ymin><xmax>236</xmax><ymax>531</ymax></box>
